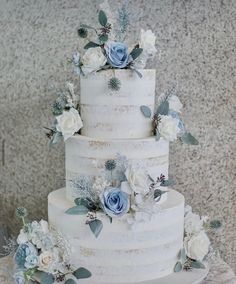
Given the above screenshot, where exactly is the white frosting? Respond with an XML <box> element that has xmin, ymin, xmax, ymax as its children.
<box><xmin>65</xmin><ymin>135</ymin><xmax>169</xmax><ymax>201</ymax></box>
<box><xmin>48</xmin><ymin>188</ymin><xmax>185</xmax><ymax>283</ymax></box>
<box><xmin>80</xmin><ymin>69</ymin><xmax>156</xmax><ymax>139</ymax></box>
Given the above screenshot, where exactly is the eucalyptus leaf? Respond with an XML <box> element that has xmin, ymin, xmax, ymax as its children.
<box><xmin>160</xmin><ymin>179</ymin><xmax>175</xmax><ymax>187</ymax></box>
<box><xmin>180</xmin><ymin>132</ymin><xmax>199</xmax><ymax>145</ymax></box>
<box><xmin>155</xmin><ymin>131</ymin><xmax>161</xmax><ymax>141</ymax></box>
<box><xmin>65</xmin><ymin>279</ymin><xmax>76</xmax><ymax>284</ymax></box>
<box><xmin>140</xmin><ymin>105</ymin><xmax>152</xmax><ymax>118</ymax></box>
<box><xmin>74</xmin><ymin>197</ymin><xmax>97</xmax><ymax>211</ymax></box>
<box><xmin>179</xmin><ymin>248</ymin><xmax>187</xmax><ymax>263</ymax></box>
<box><xmin>65</xmin><ymin>205</ymin><xmax>89</xmax><ymax>215</ymax></box>
<box><xmin>50</xmin><ymin>131</ymin><xmax>62</xmax><ymax>145</ymax></box>
<box><xmin>73</xmin><ymin>267</ymin><xmax>92</xmax><ymax>279</ymax></box>
<box><xmin>156</xmin><ymin>100</ymin><xmax>169</xmax><ymax>115</ymax></box>
<box><xmin>130</xmin><ymin>48</ymin><xmax>143</xmax><ymax>60</ymax></box>
<box><xmin>154</xmin><ymin>189</ymin><xmax>167</xmax><ymax>200</ymax></box>
<box><xmin>99</xmin><ymin>34</ymin><xmax>108</xmax><ymax>43</ymax></box>
<box><xmin>174</xmin><ymin>261</ymin><xmax>183</xmax><ymax>273</ymax></box>
<box><xmin>89</xmin><ymin>219</ymin><xmax>103</xmax><ymax>238</ymax></box>
<box><xmin>40</xmin><ymin>272</ymin><xmax>54</xmax><ymax>284</ymax></box>
<box><xmin>84</xmin><ymin>41</ymin><xmax>100</xmax><ymax>49</ymax></box>
<box><xmin>98</xmin><ymin>10</ymin><xmax>108</xmax><ymax>27</ymax></box>
<box><xmin>131</xmin><ymin>68</ymin><xmax>143</xmax><ymax>78</ymax></box>
<box><xmin>190</xmin><ymin>260</ymin><xmax>205</xmax><ymax>269</ymax></box>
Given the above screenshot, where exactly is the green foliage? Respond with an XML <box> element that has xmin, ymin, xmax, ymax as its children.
<box><xmin>99</xmin><ymin>34</ymin><xmax>108</xmax><ymax>44</ymax></box>
<box><xmin>131</xmin><ymin>68</ymin><xmax>143</xmax><ymax>78</ymax></box>
<box><xmin>89</xmin><ymin>219</ymin><xmax>103</xmax><ymax>238</ymax></box>
<box><xmin>73</xmin><ymin>267</ymin><xmax>92</xmax><ymax>279</ymax></box>
<box><xmin>65</xmin><ymin>205</ymin><xmax>89</xmax><ymax>215</ymax></box>
<box><xmin>179</xmin><ymin>248</ymin><xmax>187</xmax><ymax>263</ymax></box>
<box><xmin>155</xmin><ymin>131</ymin><xmax>161</xmax><ymax>141</ymax></box>
<box><xmin>210</xmin><ymin>219</ymin><xmax>222</xmax><ymax>229</ymax></box>
<box><xmin>74</xmin><ymin>197</ymin><xmax>98</xmax><ymax>211</ymax></box>
<box><xmin>130</xmin><ymin>48</ymin><xmax>143</xmax><ymax>61</ymax></box>
<box><xmin>160</xmin><ymin>179</ymin><xmax>175</xmax><ymax>187</ymax></box>
<box><xmin>84</xmin><ymin>42</ymin><xmax>100</xmax><ymax>49</ymax></box>
<box><xmin>190</xmin><ymin>260</ymin><xmax>205</xmax><ymax>269</ymax></box>
<box><xmin>154</xmin><ymin>189</ymin><xmax>167</xmax><ymax>201</ymax></box>
<box><xmin>78</xmin><ymin>28</ymin><xmax>88</xmax><ymax>38</ymax></box>
<box><xmin>40</xmin><ymin>272</ymin><xmax>54</xmax><ymax>284</ymax></box>
<box><xmin>16</xmin><ymin>207</ymin><xmax>28</xmax><ymax>218</ymax></box>
<box><xmin>108</xmin><ymin>77</ymin><xmax>121</xmax><ymax>91</ymax></box>
<box><xmin>50</xmin><ymin>131</ymin><xmax>62</xmax><ymax>145</ymax></box>
<box><xmin>140</xmin><ymin>105</ymin><xmax>152</xmax><ymax>118</ymax></box>
<box><xmin>156</xmin><ymin>100</ymin><xmax>169</xmax><ymax>115</ymax></box>
<box><xmin>174</xmin><ymin>261</ymin><xmax>183</xmax><ymax>272</ymax></box>
<box><xmin>52</xmin><ymin>94</ymin><xmax>67</xmax><ymax>116</ymax></box>
<box><xmin>98</xmin><ymin>10</ymin><xmax>108</xmax><ymax>27</ymax></box>
<box><xmin>65</xmin><ymin>279</ymin><xmax>76</xmax><ymax>284</ymax></box>
<box><xmin>180</xmin><ymin>132</ymin><xmax>199</xmax><ymax>145</ymax></box>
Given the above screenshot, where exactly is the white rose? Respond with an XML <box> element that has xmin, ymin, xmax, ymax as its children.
<box><xmin>125</xmin><ymin>166</ymin><xmax>150</xmax><ymax>195</ymax></box>
<box><xmin>168</xmin><ymin>95</ymin><xmax>183</xmax><ymax>113</ymax></box>
<box><xmin>184</xmin><ymin>211</ymin><xmax>204</xmax><ymax>236</ymax></box>
<box><xmin>17</xmin><ymin>229</ymin><xmax>29</xmax><ymax>244</ymax></box>
<box><xmin>185</xmin><ymin>231</ymin><xmax>210</xmax><ymax>261</ymax></box>
<box><xmin>140</xmin><ymin>29</ymin><xmax>157</xmax><ymax>56</ymax></box>
<box><xmin>56</xmin><ymin>108</ymin><xmax>83</xmax><ymax>141</ymax></box>
<box><xmin>38</xmin><ymin>249</ymin><xmax>59</xmax><ymax>272</ymax></box>
<box><xmin>39</xmin><ymin>220</ymin><xmax>49</xmax><ymax>234</ymax></box>
<box><xmin>157</xmin><ymin>115</ymin><xmax>179</xmax><ymax>142</ymax></box>
<box><xmin>81</xmin><ymin>47</ymin><xmax>107</xmax><ymax>75</ymax></box>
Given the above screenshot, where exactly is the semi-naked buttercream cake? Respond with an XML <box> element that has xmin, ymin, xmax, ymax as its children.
<box><xmin>48</xmin><ymin>69</ymin><xmax>185</xmax><ymax>283</ymax></box>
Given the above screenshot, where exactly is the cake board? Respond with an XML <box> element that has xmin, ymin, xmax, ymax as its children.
<box><xmin>78</xmin><ymin>266</ymin><xmax>209</xmax><ymax>284</ymax></box>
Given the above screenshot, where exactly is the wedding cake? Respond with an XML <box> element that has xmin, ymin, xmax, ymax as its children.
<box><xmin>12</xmin><ymin>5</ymin><xmax>217</xmax><ymax>284</ymax></box>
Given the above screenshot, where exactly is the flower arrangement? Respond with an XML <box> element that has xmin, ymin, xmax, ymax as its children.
<box><xmin>174</xmin><ymin>206</ymin><xmax>222</xmax><ymax>272</ymax></box>
<box><xmin>13</xmin><ymin>208</ymin><xmax>91</xmax><ymax>284</ymax></box>
<box><xmin>66</xmin><ymin>155</ymin><xmax>173</xmax><ymax>237</ymax></box>
<box><xmin>140</xmin><ymin>86</ymin><xmax>199</xmax><ymax>144</ymax></box>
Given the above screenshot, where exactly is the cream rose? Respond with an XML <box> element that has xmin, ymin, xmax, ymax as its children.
<box><xmin>81</xmin><ymin>47</ymin><xmax>107</xmax><ymax>75</ymax></box>
<box><xmin>56</xmin><ymin>108</ymin><xmax>83</xmax><ymax>141</ymax></box>
<box><xmin>168</xmin><ymin>95</ymin><xmax>183</xmax><ymax>113</ymax></box>
<box><xmin>38</xmin><ymin>249</ymin><xmax>59</xmax><ymax>272</ymax></box>
<box><xmin>185</xmin><ymin>231</ymin><xmax>210</xmax><ymax>261</ymax></box>
<box><xmin>124</xmin><ymin>166</ymin><xmax>150</xmax><ymax>195</ymax></box>
<box><xmin>140</xmin><ymin>29</ymin><xmax>157</xmax><ymax>56</ymax></box>
<box><xmin>157</xmin><ymin>115</ymin><xmax>179</xmax><ymax>141</ymax></box>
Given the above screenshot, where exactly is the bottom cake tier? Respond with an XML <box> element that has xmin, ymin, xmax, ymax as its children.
<box><xmin>48</xmin><ymin>188</ymin><xmax>185</xmax><ymax>283</ymax></box>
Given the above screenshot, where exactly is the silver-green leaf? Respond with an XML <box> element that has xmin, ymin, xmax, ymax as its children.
<box><xmin>155</xmin><ymin>131</ymin><xmax>161</xmax><ymax>141</ymax></box>
<box><xmin>89</xmin><ymin>219</ymin><xmax>103</xmax><ymax>238</ymax></box>
<box><xmin>130</xmin><ymin>48</ymin><xmax>143</xmax><ymax>60</ymax></box>
<box><xmin>180</xmin><ymin>132</ymin><xmax>199</xmax><ymax>145</ymax></box>
<box><xmin>84</xmin><ymin>41</ymin><xmax>100</xmax><ymax>49</ymax></box>
<box><xmin>99</xmin><ymin>34</ymin><xmax>108</xmax><ymax>44</ymax></box>
<box><xmin>140</xmin><ymin>105</ymin><xmax>152</xmax><ymax>118</ymax></box>
<box><xmin>98</xmin><ymin>10</ymin><xmax>107</xmax><ymax>27</ymax></box>
<box><xmin>156</xmin><ymin>100</ymin><xmax>169</xmax><ymax>115</ymax></box>
<box><xmin>65</xmin><ymin>205</ymin><xmax>89</xmax><ymax>215</ymax></box>
<box><xmin>160</xmin><ymin>179</ymin><xmax>175</xmax><ymax>187</ymax></box>
<box><xmin>190</xmin><ymin>260</ymin><xmax>205</xmax><ymax>269</ymax></box>
<box><xmin>179</xmin><ymin>248</ymin><xmax>187</xmax><ymax>263</ymax></box>
<box><xmin>73</xmin><ymin>267</ymin><xmax>92</xmax><ymax>279</ymax></box>
<box><xmin>174</xmin><ymin>261</ymin><xmax>183</xmax><ymax>273</ymax></box>
<box><xmin>40</xmin><ymin>272</ymin><xmax>54</xmax><ymax>284</ymax></box>
<box><xmin>65</xmin><ymin>279</ymin><xmax>76</xmax><ymax>284</ymax></box>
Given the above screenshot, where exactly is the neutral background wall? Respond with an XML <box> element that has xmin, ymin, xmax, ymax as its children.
<box><xmin>0</xmin><ymin>0</ymin><xmax>235</xmax><ymax>271</ymax></box>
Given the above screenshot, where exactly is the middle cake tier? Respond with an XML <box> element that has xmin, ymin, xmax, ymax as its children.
<box><xmin>65</xmin><ymin>135</ymin><xmax>169</xmax><ymax>201</ymax></box>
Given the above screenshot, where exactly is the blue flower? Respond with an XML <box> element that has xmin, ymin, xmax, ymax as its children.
<box><xmin>14</xmin><ymin>271</ymin><xmax>25</xmax><ymax>284</ymax></box>
<box><xmin>168</xmin><ymin>110</ymin><xmax>185</xmax><ymax>135</ymax></box>
<box><xmin>14</xmin><ymin>242</ymin><xmax>38</xmax><ymax>269</ymax></box>
<box><xmin>101</xmin><ymin>187</ymin><xmax>130</xmax><ymax>218</ymax></box>
<box><xmin>105</xmin><ymin>42</ymin><xmax>131</xmax><ymax>68</ymax></box>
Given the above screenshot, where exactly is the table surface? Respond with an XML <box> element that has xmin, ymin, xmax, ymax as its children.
<box><xmin>0</xmin><ymin>255</ymin><xmax>235</xmax><ymax>284</ymax></box>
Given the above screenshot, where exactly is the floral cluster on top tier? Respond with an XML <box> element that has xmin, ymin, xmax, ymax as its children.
<box><xmin>66</xmin><ymin>154</ymin><xmax>173</xmax><ymax>237</ymax></box>
<box><xmin>12</xmin><ymin>208</ymin><xmax>91</xmax><ymax>284</ymax></box>
<box><xmin>71</xmin><ymin>4</ymin><xmax>157</xmax><ymax>80</ymax></box>
<box><xmin>174</xmin><ymin>206</ymin><xmax>222</xmax><ymax>272</ymax></box>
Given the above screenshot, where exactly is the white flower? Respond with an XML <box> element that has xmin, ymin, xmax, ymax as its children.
<box><xmin>124</xmin><ymin>166</ymin><xmax>150</xmax><ymax>195</ymax></box>
<box><xmin>168</xmin><ymin>95</ymin><xmax>183</xmax><ymax>113</ymax></box>
<box><xmin>140</xmin><ymin>29</ymin><xmax>157</xmax><ymax>56</ymax></box>
<box><xmin>92</xmin><ymin>176</ymin><xmax>110</xmax><ymax>195</ymax></box>
<box><xmin>39</xmin><ymin>220</ymin><xmax>49</xmax><ymax>234</ymax></box>
<box><xmin>185</xmin><ymin>231</ymin><xmax>210</xmax><ymax>261</ymax></box>
<box><xmin>184</xmin><ymin>210</ymin><xmax>204</xmax><ymax>236</ymax></box>
<box><xmin>56</xmin><ymin>108</ymin><xmax>83</xmax><ymax>141</ymax></box>
<box><xmin>17</xmin><ymin>229</ymin><xmax>29</xmax><ymax>244</ymax></box>
<box><xmin>81</xmin><ymin>47</ymin><xmax>107</xmax><ymax>75</ymax></box>
<box><xmin>157</xmin><ymin>115</ymin><xmax>179</xmax><ymax>141</ymax></box>
<box><xmin>38</xmin><ymin>249</ymin><xmax>59</xmax><ymax>272</ymax></box>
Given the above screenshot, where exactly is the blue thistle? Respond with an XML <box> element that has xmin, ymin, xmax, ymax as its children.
<box><xmin>16</xmin><ymin>207</ymin><xmax>28</xmax><ymax>219</ymax></box>
<box><xmin>210</xmin><ymin>220</ymin><xmax>222</xmax><ymax>229</ymax></box>
<box><xmin>105</xmin><ymin>160</ymin><xmax>116</xmax><ymax>171</ymax></box>
<box><xmin>108</xmin><ymin>77</ymin><xmax>121</xmax><ymax>91</ymax></box>
<box><xmin>78</xmin><ymin>28</ymin><xmax>88</xmax><ymax>38</ymax></box>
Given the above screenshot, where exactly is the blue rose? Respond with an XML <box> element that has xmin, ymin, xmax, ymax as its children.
<box><xmin>101</xmin><ymin>187</ymin><xmax>130</xmax><ymax>218</ymax></box>
<box><xmin>105</xmin><ymin>42</ymin><xmax>131</xmax><ymax>68</ymax></box>
<box><xmin>168</xmin><ymin>111</ymin><xmax>185</xmax><ymax>135</ymax></box>
<box><xmin>14</xmin><ymin>271</ymin><xmax>25</xmax><ymax>284</ymax></box>
<box><xmin>14</xmin><ymin>242</ymin><xmax>38</xmax><ymax>269</ymax></box>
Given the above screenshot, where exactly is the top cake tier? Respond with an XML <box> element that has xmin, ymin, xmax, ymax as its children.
<box><xmin>80</xmin><ymin>69</ymin><xmax>156</xmax><ymax>139</ymax></box>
